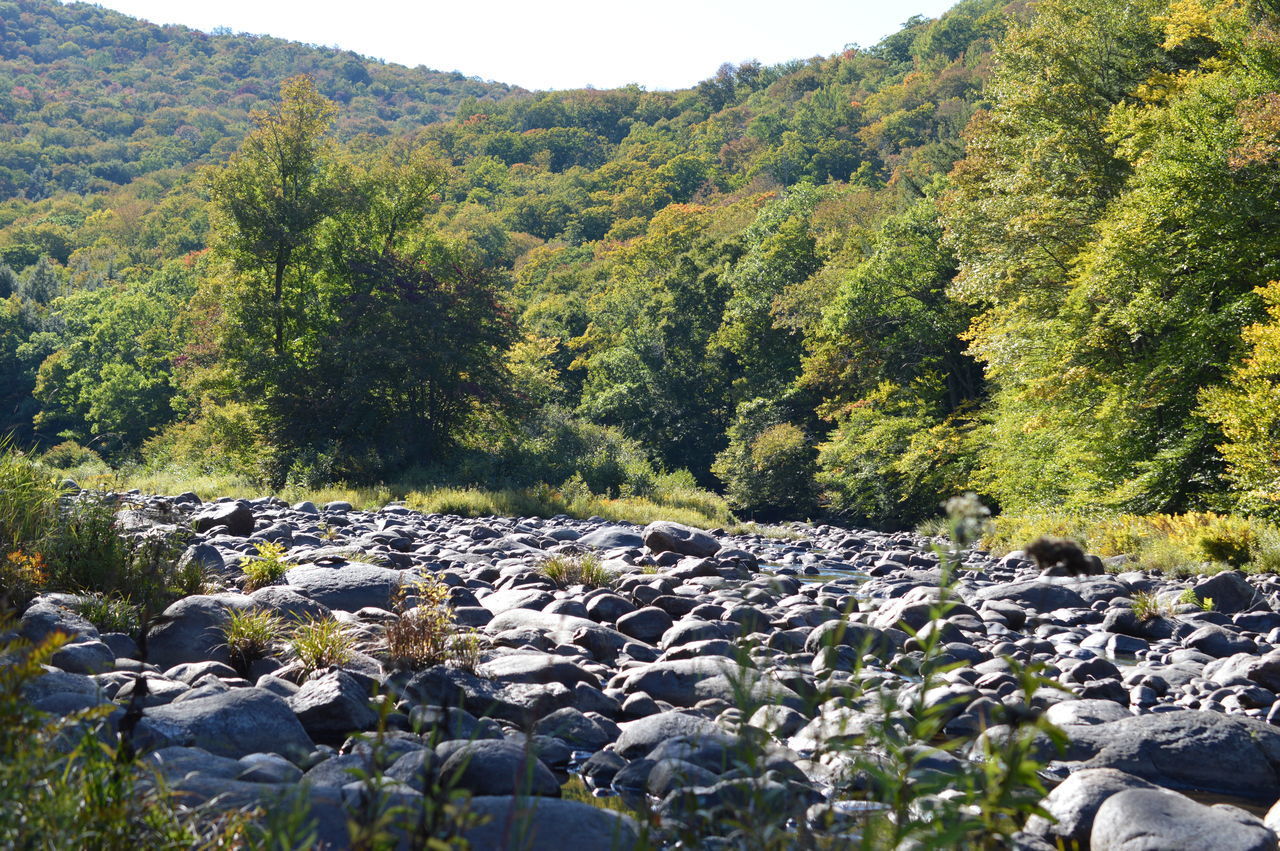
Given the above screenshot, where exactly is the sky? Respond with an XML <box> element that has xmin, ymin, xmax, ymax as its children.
<box><xmin>86</xmin><ymin>0</ymin><xmax>961</xmax><ymax>91</ymax></box>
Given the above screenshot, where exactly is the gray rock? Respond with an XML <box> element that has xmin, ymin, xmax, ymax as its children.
<box><xmin>616</xmin><ymin>607</ymin><xmax>674</xmax><ymax>643</ymax></box>
<box><xmin>620</xmin><ymin>657</ymin><xmax>801</xmax><ymax>709</ymax></box>
<box><xmin>437</xmin><ymin>739</ymin><xmax>560</xmax><ymax>797</ymax></box>
<box><xmin>578</xmin><ymin>527</ymin><xmax>644</xmax><ymax>550</ymax></box>
<box><xmin>481</xmin><ymin>588</ymin><xmax>554</xmax><ymax>614</ymax></box>
<box><xmin>1044</xmin><ymin>699</ymin><xmax>1132</xmax><ymax>727</ymax></box>
<box><xmin>462</xmin><ymin>795</ymin><xmax>639</xmax><ymax>851</ymax></box>
<box><xmin>475</xmin><ymin>653</ymin><xmax>599</xmax><ymax>689</ymax></box>
<box><xmin>51</xmin><ymin>639</ymin><xmax>115</xmax><ymax>674</ymax></box>
<box><xmin>237</xmin><ymin>752</ymin><xmax>304</xmax><ymax>784</ymax></box>
<box><xmin>283</xmin><ymin>564</ymin><xmax>406</xmax><ymax>612</ymax></box>
<box><xmin>643</xmin><ymin>522</ymin><xmax>721</xmax><ymax>558</ymax></box>
<box><xmin>1192</xmin><ymin>571</ymin><xmax>1267</xmax><ymax>614</ymax></box>
<box><xmin>139</xmin><ymin>687</ymin><xmax>313</xmax><ymax>760</ymax></box>
<box><xmin>972</xmin><ymin>580</ymin><xmax>1087</xmax><ymax>613</ymax></box>
<box><xmin>288</xmin><ymin>670</ymin><xmax>378</xmax><ymax>742</ymax></box>
<box><xmin>248</xmin><ymin>586</ymin><xmax>331</xmax><ymax>622</ymax></box>
<box><xmin>1069</xmin><ymin>710</ymin><xmax>1280</xmax><ymax>803</ymax></box>
<box><xmin>1025</xmin><ymin>768</ymin><xmax>1159</xmax><ymax>844</ymax></box>
<box><xmin>614</xmin><ymin>711</ymin><xmax>734</xmax><ymax>760</ymax></box>
<box><xmin>191</xmin><ymin>502</ymin><xmax>254</xmax><ymax>536</ymax></box>
<box><xmin>1091</xmin><ymin>788</ymin><xmax>1276</xmax><ymax>850</ymax></box>
<box><xmin>20</xmin><ymin>600</ymin><xmax>99</xmax><ymax>644</ymax></box>
<box><xmin>147</xmin><ymin>594</ymin><xmax>255</xmax><ymax>671</ymax></box>
<box><xmin>533</xmin><ymin>707</ymin><xmax>613</xmax><ymax>750</ymax></box>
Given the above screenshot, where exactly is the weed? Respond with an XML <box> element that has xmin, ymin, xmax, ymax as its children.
<box><xmin>289</xmin><ymin>616</ymin><xmax>354</xmax><ymax>675</ymax></box>
<box><xmin>0</xmin><ymin>439</ymin><xmax>59</xmax><ymax>554</ymax></box>
<box><xmin>539</xmin><ymin>552</ymin><xmax>612</xmax><ymax>589</ymax></box>
<box><xmin>223</xmin><ymin>609</ymin><xmax>287</xmax><ymax>676</ymax></box>
<box><xmin>0</xmin><ymin>549</ymin><xmax>47</xmax><ymax>611</ymax></box>
<box><xmin>74</xmin><ymin>594</ymin><xmax>141</xmax><ymax>635</ymax></box>
<box><xmin>384</xmin><ymin>576</ymin><xmax>481</xmax><ymax>671</ymax></box>
<box><xmin>1131</xmin><ymin>590</ymin><xmax>1169</xmax><ymax>621</ymax></box>
<box><xmin>242</xmin><ymin>540</ymin><xmax>290</xmax><ymax>591</ymax></box>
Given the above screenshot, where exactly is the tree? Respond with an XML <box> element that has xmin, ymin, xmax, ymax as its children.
<box><xmin>207</xmin><ymin>75</ymin><xmax>337</xmax><ymax>357</ymax></box>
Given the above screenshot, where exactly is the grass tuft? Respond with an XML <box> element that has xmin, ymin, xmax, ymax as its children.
<box><xmin>289</xmin><ymin>616</ymin><xmax>353</xmax><ymax>675</ymax></box>
<box><xmin>242</xmin><ymin>541</ymin><xmax>290</xmax><ymax>591</ymax></box>
<box><xmin>223</xmin><ymin>608</ymin><xmax>287</xmax><ymax>675</ymax></box>
<box><xmin>539</xmin><ymin>552</ymin><xmax>612</xmax><ymax>589</ymax></box>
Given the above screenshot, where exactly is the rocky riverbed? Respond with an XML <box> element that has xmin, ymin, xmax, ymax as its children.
<box><xmin>15</xmin><ymin>492</ymin><xmax>1280</xmax><ymax>849</ymax></box>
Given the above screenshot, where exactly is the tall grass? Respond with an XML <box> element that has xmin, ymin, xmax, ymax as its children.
<box><xmin>65</xmin><ymin>461</ymin><xmax>738</xmax><ymax>528</ymax></box>
<box><xmin>986</xmin><ymin>510</ymin><xmax>1280</xmax><ymax>575</ymax></box>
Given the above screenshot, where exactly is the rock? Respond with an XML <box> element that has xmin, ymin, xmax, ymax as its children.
<box><xmin>461</xmin><ymin>795</ymin><xmax>639</xmax><ymax>851</ymax></box>
<box><xmin>643</xmin><ymin>522</ymin><xmax>721</xmax><ymax>558</ymax></box>
<box><xmin>191</xmin><ymin>502</ymin><xmax>255</xmax><ymax>536</ymax></box>
<box><xmin>972</xmin><ymin>580</ymin><xmax>1087</xmax><ymax>613</ymax></box>
<box><xmin>1045</xmin><ymin>699</ymin><xmax>1132</xmax><ymax>727</ymax></box>
<box><xmin>20</xmin><ymin>600</ymin><xmax>99</xmax><ymax>644</ymax></box>
<box><xmin>616</xmin><ymin>607</ymin><xmax>674</xmax><ymax>643</ymax></box>
<box><xmin>282</xmin><ymin>564</ymin><xmax>406</xmax><ymax>612</ymax></box>
<box><xmin>1069</xmin><ymin>710</ymin><xmax>1280</xmax><ymax>803</ymax></box>
<box><xmin>1024</xmin><ymin>768</ymin><xmax>1159</xmax><ymax>844</ymax></box>
<box><xmin>51</xmin><ymin>639</ymin><xmax>114</xmax><ymax>674</ymax></box>
<box><xmin>437</xmin><ymin>740</ymin><xmax>560</xmax><ymax>797</ymax></box>
<box><xmin>248</xmin><ymin>586</ymin><xmax>331</xmax><ymax>622</ymax></box>
<box><xmin>614</xmin><ymin>710</ymin><xmax>734</xmax><ymax>760</ymax></box>
<box><xmin>139</xmin><ymin>687</ymin><xmax>313</xmax><ymax>761</ymax></box>
<box><xmin>237</xmin><ymin>752</ymin><xmax>304</xmax><ymax>784</ymax></box>
<box><xmin>619</xmin><ymin>658</ymin><xmax>801</xmax><ymax>709</ymax></box>
<box><xmin>475</xmin><ymin>653</ymin><xmax>599</xmax><ymax>690</ymax></box>
<box><xmin>534</xmin><ymin>707</ymin><xmax>613</xmax><ymax>750</ymax></box>
<box><xmin>288</xmin><ymin>670</ymin><xmax>378</xmax><ymax>742</ymax></box>
<box><xmin>1186</xmin><ymin>624</ymin><xmax>1257</xmax><ymax>658</ymax></box>
<box><xmin>1091</xmin><ymin>788</ymin><xmax>1276</xmax><ymax>850</ymax></box>
<box><xmin>147</xmin><ymin>594</ymin><xmax>255</xmax><ymax>671</ymax></box>
<box><xmin>577</xmin><ymin>527</ymin><xmax>644</xmax><ymax>550</ymax></box>
<box><xmin>481</xmin><ymin>588</ymin><xmax>555</xmax><ymax>614</ymax></box>
<box><xmin>1192</xmin><ymin>571</ymin><xmax>1267</xmax><ymax>614</ymax></box>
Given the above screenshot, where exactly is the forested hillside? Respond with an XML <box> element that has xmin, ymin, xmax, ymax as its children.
<box><xmin>4</xmin><ymin>0</ymin><xmax>1280</xmax><ymax>529</ymax></box>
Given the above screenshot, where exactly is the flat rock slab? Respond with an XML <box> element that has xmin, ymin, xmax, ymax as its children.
<box><xmin>577</xmin><ymin>527</ymin><xmax>644</xmax><ymax>549</ymax></box>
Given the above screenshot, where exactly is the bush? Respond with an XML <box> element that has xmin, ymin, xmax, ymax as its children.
<box><xmin>539</xmin><ymin>553</ymin><xmax>612</xmax><ymax>590</ymax></box>
<box><xmin>289</xmin><ymin>616</ymin><xmax>353</xmax><ymax>675</ymax></box>
<box><xmin>713</xmin><ymin>398</ymin><xmax>818</xmax><ymax>519</ymax></box>
<box><xmin>39</xmin><ymin>440</ymin><xmax>110</xmax><ymax>478</ymax></box>
<box><xmin>383</xmin><ymin>576</ymin><xmax>478</xmax><ymax>671</ymax></box>
<box><xmin>242</xmin><ymin>541</ymin><xmax>290</xmax><ymax>591</ymax></box>
<box><xmin>222</xmin><ymin>609</ymin><xmax>286</xmax><ymax>676</ymax></box>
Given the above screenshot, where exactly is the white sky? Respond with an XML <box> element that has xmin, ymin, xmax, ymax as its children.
<box><xmin>84</xmin><ymin>0</ymin><xmax>960</xmax><ymax>91</ymax></box>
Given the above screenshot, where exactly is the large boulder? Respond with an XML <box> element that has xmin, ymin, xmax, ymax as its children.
<box><xmin>139</xmin><ymin>687</ymin><xmax>313</xmax><ymax>761</ymax></box>
<box><xmin>1192</xmin><ymin>571</ymin><xmax>1268</xmax><ymax>614</ymax></box>
<box><xmin>438</xmin><ymin>740</ymin><xmax>560</xmax><ymax>797</ymax></box>
<box><xmin>462</xmin><ymin>795</ymin><xmax>639</xmax><ymax>851</ymax></box>
<box><xmin>282</xmin><ymin>564</ymin><xmax>406</xmax><ymax>612</ymax></box>
<box><xmin>147</xmin><ymin>594</ymin><xmax>255</xmax><ymax>671</ymax></box>
<box><xmin>577</xmin><ymin>527</ymin><xmax>644</xmax><ymax>550</ymax></box>
<box><xmin>614</xmin><ymin>710</ymin><xmax>735</xmax><ymax>760</ymax></box>
<box><xmin>191</xmin><ymin>502</ymin><xmax>255</xmax><ymax>536</ymax></box>
<box><xmin>971</xmin><ymin>580</ymin><xmax>1087</xmax><ymax>613</ymax></box>
<box><xmin>1091</xmin><ymin>788</ymin><xmax>1276</xmax><ymax>851</ymax></box>
<box><xmin>643</xmin><ymin>522</ymin><xmax>720</xmax><ymax>558</ymax></box>
<box><xmin>1068</xmin><ymin>710</ymin><xmax>1280</xmax><ymax>803</ymax></box>
<box><xmin>288</xmin><ymin>670</ymin><xmax>378</xmax><ymax>742</ymax></box>
<box><xmin>1024</xmin><ymin>768</ymin><xmax>1160</xmax><ymax>845</ymax></box>
<box><xmin>619</xmin><ymin>657</ymin><xmax>802</xmax><ymax>710</ymax></box>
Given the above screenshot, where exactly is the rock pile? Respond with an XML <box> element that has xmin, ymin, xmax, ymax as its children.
<box><xmin>14</xmin><ymin>493</ymin><xmax>1280</xmax><ymax>849</ymax></box>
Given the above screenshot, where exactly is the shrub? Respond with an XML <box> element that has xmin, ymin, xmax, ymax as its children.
<box><xmin>384</xmin><ymin>576</ymin><xmax>475</xmax><ymax>671</ymax></box>
<box><xmin>0</xmin><ymin>549</ymin><xmax>47</xmax><ymax>611</ymax></box>
<box><xmin>539</xmin><ymin>553</ymin><xmax>612</xmax><ymax>590</ymax></box>
<box><xmin>242</xmin><ymin>541</ymin><xmax>290</xmax><ymax>591</ymax></box>
<box><xmin>223</xmin><ymin>609</ymin><xmax>287</xmax><ymax>676</ymax></box>
<box><xmin>0</xmin><ymin>624</ymin><xmax>243</xmax><ymax>847</ymax></box>
<box><xmin>714</xmin><ymin>398</ymin><xmax>818</xmax><ymax>519</ymax></box>
<box><xmin>39</xmin><ymin>440</ymin><xmax>110</xmax><ymax>478</ymax></box>
<box><xmin>74</xmin><ymin>594</ymin><xmax>141</xmax><ymax>635</ymax></box>
<box><xmin>289</xmin><ymin>616</ymin><xmax>353</xmax><ymax>675</ymax></box>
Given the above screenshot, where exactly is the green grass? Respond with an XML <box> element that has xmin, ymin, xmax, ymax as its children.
<box><xmin>289</xmin><ymin>616</ymin><xmax>354</xmax><ymax>675</ymax></box>
<box><xmin>242</xmin><ymin>541</ymin><xmax>290</xmax><ymax>591</ymax></box>
<box><xmin>539</xmin><ymin>553</ymin><xmax>613</xmax><ymax>589</ymax></box>
<box><xmin>222</xmin><ymin>609</ymin><xmax>287</xmax><ymax>675</ymax></box>
<box><xmin>63</xmin><ymin>461</ymin><xmax>738</xmax><ymax>529</ymax></box>
<box><xmin>986</xmin><ymin>509</ymin><xmax>1280</xmax><ymax>576</ymax></box>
